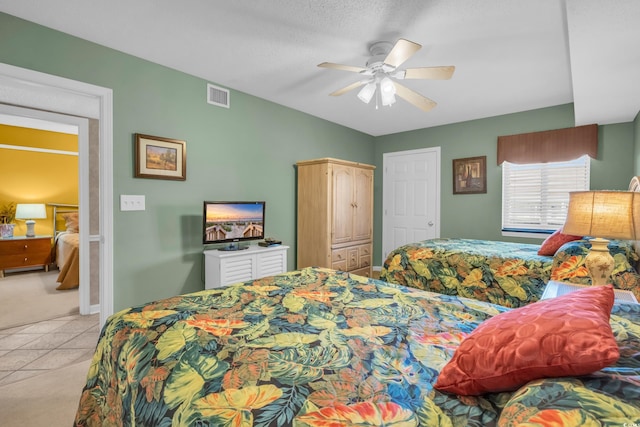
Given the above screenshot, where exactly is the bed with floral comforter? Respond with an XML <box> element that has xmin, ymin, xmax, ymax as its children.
<box><xmin>381</xmin><ymin>238</ymin><xmax>640</xmax><ymax>308</ymax></box>
<box><xmin>74</xmin><ymin>267</ymin><xmax>639</xmax><ymax>426</ymax></box>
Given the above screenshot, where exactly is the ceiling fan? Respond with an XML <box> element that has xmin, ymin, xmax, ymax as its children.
<box><xmin>318</xmin><ymin>38</ymin><xmax>455</xmax><ymax>112</ymax></box>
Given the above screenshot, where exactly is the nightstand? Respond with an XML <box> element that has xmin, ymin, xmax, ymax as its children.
<box><xmin>541</xmin><ymin>280</ymin><xmax>638</xmax><ymax>304</ymax></box>
<box><xmin>0</xmin><ymin>235</ymin><xmax>52</xmax><ymax>278</ymax></box>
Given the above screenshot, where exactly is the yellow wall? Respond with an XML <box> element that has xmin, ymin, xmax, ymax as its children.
<box><xmin>0</xmin><ymin>124</ymin><xmax>78</xmax><ymax>237</ymax></box>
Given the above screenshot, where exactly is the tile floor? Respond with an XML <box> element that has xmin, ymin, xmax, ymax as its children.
<box><xmin>0</xmin><ymin>313</ymin><xmax>100</xmax><ymax>386</ymax></box>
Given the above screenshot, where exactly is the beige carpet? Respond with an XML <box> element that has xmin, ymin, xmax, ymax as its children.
<box><xmin>0</xmin><ymin>270</ymin><xmax>78</xmax><ymax>330</ymax></box>
<box><xmin>0</xmin><ymin>358</ymin><xmax>89</xmax><ymax>426</ymax></box>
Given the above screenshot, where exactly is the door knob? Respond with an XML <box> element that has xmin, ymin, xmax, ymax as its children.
<box><xmin>428</xmin><ymin>221</ymin><xmax>434</xmax><ymax>226</ymax></box>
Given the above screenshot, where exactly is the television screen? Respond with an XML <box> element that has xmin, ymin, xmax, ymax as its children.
<box><xmin>203</xmin><ymin>201</ymin><xmax>265</xmax><ymax>246</ymax></box>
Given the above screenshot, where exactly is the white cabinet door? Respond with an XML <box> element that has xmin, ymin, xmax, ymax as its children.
<box><xmin>220</xmin><ymin>256</ymin><xmax>256</xmax><ymax>286</ymax></box>
<box><xmin>204</xmin><ymin>246</ymin><xmax>289</xmax><ymax>289</ymax></box>
<box><xmin>257</xmin><ymin>250</ymin><xmax>287</xmax><ymax>278</ymax></box>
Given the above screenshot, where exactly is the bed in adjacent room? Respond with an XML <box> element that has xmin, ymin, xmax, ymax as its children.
<box><xmin>73</xmin><ymin>267</ymin><xmax>640</xmax><ymax>426</ymax></box>
<box><xmin>50</xmin><ymin>203</ymin><xmax>79</xmax><ymax>290</ymax></box>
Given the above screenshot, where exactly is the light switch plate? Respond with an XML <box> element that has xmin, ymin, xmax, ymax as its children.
<box><xmin>120</xmin><ymin>195</ymin><xmax>145</xmax><ymax>211</ymax></box>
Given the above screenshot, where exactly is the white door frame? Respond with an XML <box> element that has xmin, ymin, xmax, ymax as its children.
<box><xmin>382</xmin><ymin>147</ymin><xmax>441</xmax><ymax>262</ymax></box>
<box><xmin>0</xmin><ymin>62</ymin><xmax>114</xmax><ymax>327</ymax></box>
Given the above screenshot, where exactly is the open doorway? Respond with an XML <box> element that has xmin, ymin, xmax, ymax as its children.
<box><xmin>0</xmin><ymin>62</ymin><xmax>114</xmax><ymax>327</ymax></box>
<box><xmin>0</xmin><ymin>114</ymin><xmax>83</xmax><ymax>329</ymax></box>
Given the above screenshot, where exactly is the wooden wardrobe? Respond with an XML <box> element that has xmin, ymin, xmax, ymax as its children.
<box><xmin>296</xmin><ymin>158</ymin><xmax>374</xmax><ymax>277</ymax></box>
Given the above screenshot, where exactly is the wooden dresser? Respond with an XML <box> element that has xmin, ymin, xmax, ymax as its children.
<box><xmin>0</xmin><ymin>235</ymin><xmax>51</xmax><ymax>278</ymax></box>
<box><xmin>296</xmin><ymin>158</ymin><xmax>374</xmax><ymax>277</ymax></box>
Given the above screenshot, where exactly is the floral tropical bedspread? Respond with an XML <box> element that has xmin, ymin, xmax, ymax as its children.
<box><xmin>381</xmin><ymin>238</ymin><xmax>553</xmax><ymax>308</ymax></box>
<box><xmin>381</xmin><ymin>238</ymin><xmax>640</xmax><ymax>308</ymax></box>
<box><xmin>74</xmin><ymin>267</ymin><xmax>640</xmax><ymax>426</ymax></box>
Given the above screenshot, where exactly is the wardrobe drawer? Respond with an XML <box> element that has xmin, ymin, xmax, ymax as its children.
<box><xmin>331</xmin><ymin>248</ymin><xmax>347</xmax><ymax>264</ymax></box>
<box><xmin>350</xmin><ymin>266</ymin><xmax>371</xmax><ymax>278</ymax></box>
<box><xmin>332</xmin><ymin>260</ymin><xmax>347</xmax><ymax>271</ymax></box>
<box><xmin>359</xmin><ymin>254</ymin><xmax>371</xmax><ymax>269</ymax></box>
<box><xmin>357</xmin><ymin>243</ymin><xmax>372</xmax><ymax>269</ymax></box>
<box><xmin>347</xmin><ymin>247</ymin><xmax>358</xmax><ymax>270</ymax></box>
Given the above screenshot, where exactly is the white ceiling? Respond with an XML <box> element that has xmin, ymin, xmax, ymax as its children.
<box><xmin>1</xmin><ymin>0</ymin><xmax>638</xmax><ymax>136</ymax></box>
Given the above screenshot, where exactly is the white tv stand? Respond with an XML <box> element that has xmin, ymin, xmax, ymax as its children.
<box><xmin>204</xmin><ymin>244</ymin><xmax>289</xmax><ymax>289</ymax></box>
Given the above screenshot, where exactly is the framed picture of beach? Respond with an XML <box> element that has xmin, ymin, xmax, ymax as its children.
<box><xmin>134</xmin><ymin>133</ymin><xmax>186</xmax><ymax>180</ymax></box>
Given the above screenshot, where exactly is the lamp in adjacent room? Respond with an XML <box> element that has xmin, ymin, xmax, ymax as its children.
<box><xmin>15</xmin><ymin>203</ymin><xmax>47</xmax><ymax>238</ymax></box>
<box><xmin>562</xmin><ymin>191</ymin><xmax>639</xmax><ymax>286</ymax></box>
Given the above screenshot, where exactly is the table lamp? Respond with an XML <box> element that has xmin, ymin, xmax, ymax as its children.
<box><xmin>15</xmin><ymin>203</ymin><xmax>47</xmax><ymax>237</ymax></box>
<box><xmin>562</xmin><ymin>191</ymin><xmax>639</xmax><ymax>286</ymax></box>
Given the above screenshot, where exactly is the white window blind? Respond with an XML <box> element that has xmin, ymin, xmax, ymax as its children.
<box><xmin>502</xmin><ymin>155</ymin><xmax>590</xmax><ymax>233</ymax></box>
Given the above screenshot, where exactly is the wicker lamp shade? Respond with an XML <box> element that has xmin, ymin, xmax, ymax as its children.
<box><xmin>563</xmin><ymin>191</ymin><xmax>639</xmax><ymax>286</ymax></box>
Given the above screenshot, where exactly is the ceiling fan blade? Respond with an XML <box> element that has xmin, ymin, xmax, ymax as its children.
<box><xmin>384</xmin><ymin>39</ymin><xmax>421</xmax><ymax>68</ymax></box>
<box><xmin>318</xmin><ymin>62</ymin><xmax>366</xmax><ymax>73</ymax></box>
<box><xmin>329</xmin><ymin>81</ymin><xmax>365</xmax><ymax>96</ymax></box>
<box><xmin>394</xmin><ymin>82</ymin><xmax>437</xmax><ymax>112</ymax></box>
<box><xmin>403</xmin><ymin>66</ymin><xmax>455</xmax><ymax>80</ymax></box>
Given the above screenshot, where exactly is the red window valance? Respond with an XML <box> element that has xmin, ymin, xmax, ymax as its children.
<box><xmin>497</xmin><ymin>124</ymin><xmax>598</xmax><ymax>165</ymax></box>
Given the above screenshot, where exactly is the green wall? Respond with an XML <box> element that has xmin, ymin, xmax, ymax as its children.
<box><xmin>373</xmin><ymin>105</ymin><xmax>636</xmax><ymax>264</ymax></box>
<box><xmin>0</xmin><ymin>13</ymin><xmax>375</xmax><ymax>309</ymax></box>
<box><xmin>1</xmin><ymin>12</ymin><xmax>637</xmax><ymax>309</ymax></box>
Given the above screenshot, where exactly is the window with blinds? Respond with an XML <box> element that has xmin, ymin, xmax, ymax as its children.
<box><xmin>502</xmin><ymin>155</ymin><xmax>590</xmax><ymax>233</ymax></box>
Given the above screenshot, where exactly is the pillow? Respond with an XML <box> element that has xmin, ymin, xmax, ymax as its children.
<box><xmin>537</xmin><ymin>229</ymin><xmax>582</xmax><ymax>256</ymax></box>
<box><xmin>61</xmin><ymin>212</ymin><xmax>79</xmax><ymax>233</ymax></box>
<box><xmin>434</xmin><ymin>285</ymin><xmax>619</xmax><ymax>395</ymax></box>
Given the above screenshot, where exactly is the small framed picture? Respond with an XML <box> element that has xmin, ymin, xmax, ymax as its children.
<box><xmin>453</xmin><ymin>156</ymin><xmax>486</xmax><ymax>194</ymax></box>
<box><xmin>134</xmin><ymin>133</ymin><xmax>186</xmax><ymax>180</ymax></box>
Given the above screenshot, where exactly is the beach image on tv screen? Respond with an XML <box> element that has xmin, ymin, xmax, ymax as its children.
<box><xmin>204</xmin><ymin>203</ymin><xmax>264</xmax><ymax>241</ymax></box>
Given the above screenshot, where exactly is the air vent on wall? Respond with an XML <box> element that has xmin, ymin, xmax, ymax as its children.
<box><xmin>207</xmin><ymin>83</ymin><xmax>230</xmax><ymax>108</ymax></box>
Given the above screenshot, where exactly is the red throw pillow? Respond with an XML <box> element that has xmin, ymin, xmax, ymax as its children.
<box><xmin>538</xmin><ymin>229</ymin><xmax>582</xmax><ymax>256</ymax></box>
<box><xmin>434</xmin><ymin>285</ymin><xmax>619</xmax><ymax>395</ymax></box>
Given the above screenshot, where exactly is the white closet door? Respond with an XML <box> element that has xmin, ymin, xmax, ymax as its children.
<box><xmin>382</xmin><ymin>147</ymin><xmax>440</xmax><ymax>262</ymax></box>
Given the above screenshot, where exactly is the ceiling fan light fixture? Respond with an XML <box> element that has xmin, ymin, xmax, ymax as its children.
<box><xmin>319</xmin><ymin>38</ymin><xmax>454</xmax><ymax>112</ymax></box>
<box><xmin>381</xmin><ymin>92</ymin><xmax>396</xmax><ymax>106</ymax></box>
<box><xmin>380</xmin><ymin>77</ymin><xmax>397</xmax><ymax>106</ymax></box>
<box><xmin>357</xmin><ymin>82</ymin><xmax>376</xmax><ymax>104</ymax></box>
<box><xmin>380</xmin><ymin>77</ymin><xmax>396</xmax><ymax>95</ymax></box>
